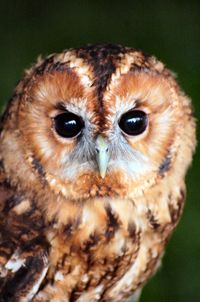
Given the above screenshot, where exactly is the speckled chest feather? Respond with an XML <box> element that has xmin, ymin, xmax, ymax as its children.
<box><xmin>0</xmin><ymin>44</ymin><xmax>196</xmax><ymax>302</ymax></box>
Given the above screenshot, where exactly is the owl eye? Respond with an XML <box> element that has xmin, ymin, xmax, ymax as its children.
<box><xmin>119</xmin><ymin>110</ymin><xmax>148</xmax><ymax>136</ymax></box>
<box><xmin>54</xmin><ymin>112</ymin><xmax>84</xmax><ymax>138</ymax></box>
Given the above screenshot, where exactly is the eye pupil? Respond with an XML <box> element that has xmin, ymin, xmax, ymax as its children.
<box><xmin>119</xmin><ymin>110</ymin><xmax>148</xmax><ymax>136</ymax></box>
<box><xmin>54</xmin><ymin>112</ymin><xmax>84</xmax><ymax>138</ymax></box>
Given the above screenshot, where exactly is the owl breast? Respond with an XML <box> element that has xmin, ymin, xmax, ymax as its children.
<box><xmin>32</xmin><ymin>177</ymin><xmax>184</xmax><ymax>302</ymax></box>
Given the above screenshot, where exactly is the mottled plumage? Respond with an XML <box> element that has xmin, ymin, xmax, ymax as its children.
<box><xmin>0</xmin><ymin>44</ymin><xmax>196</xmax><ymax>302</ymax></box>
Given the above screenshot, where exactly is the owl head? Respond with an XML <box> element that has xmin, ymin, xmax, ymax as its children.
<box><xmin>0</xmin><ymin>44</ymin><xmax>195</xmax><ymax>201</ymax></box>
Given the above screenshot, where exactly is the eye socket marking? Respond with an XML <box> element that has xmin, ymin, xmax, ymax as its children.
<box><xmin>118</xmin><ymin>110</ymin><xmax>148</xmax><ymax>136</ymax></box>
<box><xmin>54</xmin><ymin>112</ymin><xmax>84</xmax><ymax>138</ymax></box>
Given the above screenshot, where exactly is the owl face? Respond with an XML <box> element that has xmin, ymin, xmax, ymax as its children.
<box><xmin>1</xmin><ymin>45</ymin><xmax>193</xmax><ymax>200</ymax></box>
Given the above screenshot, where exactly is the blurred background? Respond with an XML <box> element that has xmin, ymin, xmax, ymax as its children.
<box><xmin>0</xmin><ymin>1</ymin><xmax>199</xmax><ymax>301</ymax></box>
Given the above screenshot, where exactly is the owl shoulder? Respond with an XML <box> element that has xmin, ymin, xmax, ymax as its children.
<box><xmin>0</xmin><ymin>168</ymin><xmax>49</xmax><ymax>301</ymax></box>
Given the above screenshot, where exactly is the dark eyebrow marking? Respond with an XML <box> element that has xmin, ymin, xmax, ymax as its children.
<box><xmin>55</xmin><ymin>102</ymin><xmax>67</xmax><ymax>111</ymax></box>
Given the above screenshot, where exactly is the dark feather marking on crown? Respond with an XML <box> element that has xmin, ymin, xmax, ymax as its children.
<box><xmin>34</xmin><ymin>55</ymin><xmax>72</xmax><ymax>76</ymax></box>
<box><xmin>75</xmin><ymin>44</ymin><xmax>129</xmax><ymax>125</ymax></box>
<box><xmin>75</xmin><ymin>44</ymin><xmax>127</xmax><ymax>97</ymax></box>
<box><xmin>129</xmin><ymin>52</ymin><xmax>155</xmax><ymax>73</ymax></box>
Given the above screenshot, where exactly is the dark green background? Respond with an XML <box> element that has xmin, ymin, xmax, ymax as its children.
<box><xmin>0</xmin><ymin>1</ymin><xmax>199</xmax><ymax>301</ymax></box>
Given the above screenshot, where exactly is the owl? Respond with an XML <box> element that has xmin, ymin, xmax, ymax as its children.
<box><xmin>0</xmin><ymin>44</ymin><xmax>196</xmax><ymax>302</ymax></box>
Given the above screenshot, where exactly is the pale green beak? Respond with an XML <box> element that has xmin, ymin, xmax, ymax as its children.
<box><xmin>95</xmin><ymin>135</ymin><xmax>110</xmax><ymax>178</ymax></box>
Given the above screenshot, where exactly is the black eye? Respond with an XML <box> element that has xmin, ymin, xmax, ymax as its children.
<box><xmin>54</xmin><ymin>112</ymin><xmax>84</xmax><ymax>138</ymax></box>
<box><xmin>119</xmin><ymin>110</ymin><xmax>148</xmax><ymax>136</ymax></box>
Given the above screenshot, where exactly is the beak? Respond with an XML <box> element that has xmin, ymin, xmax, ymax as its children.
<box><xmin>95</xmin><ymin>135</ymin><xmax>110</xmax><ymax>178</ymax></box>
